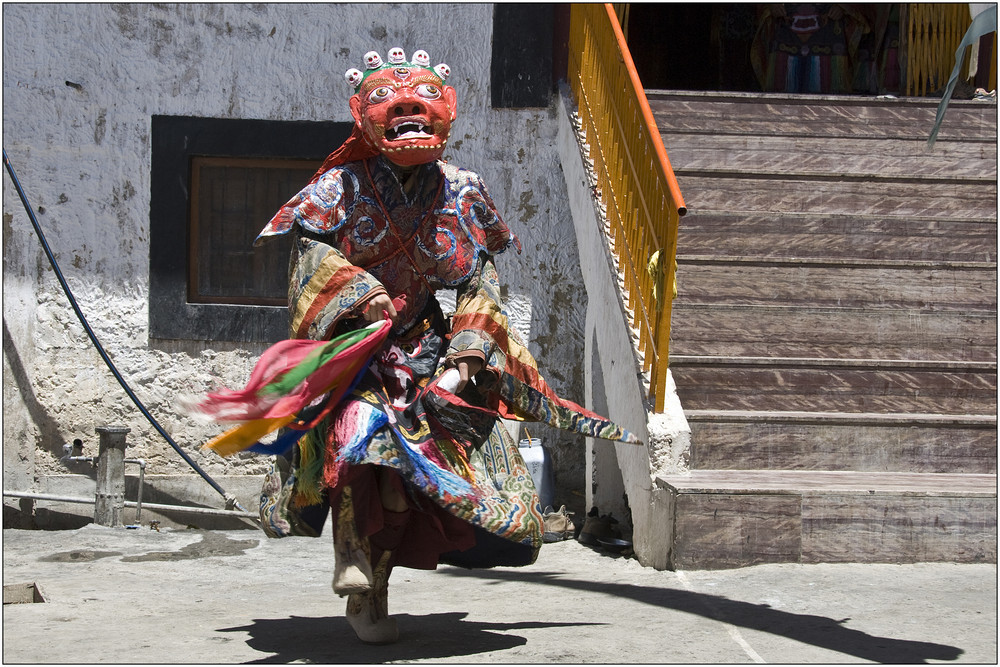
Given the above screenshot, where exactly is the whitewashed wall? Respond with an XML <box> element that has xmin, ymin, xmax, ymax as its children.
<box><xmin>2</xmin><ymin>4</ymin><xmax>589</xmax><ymax>504</ymax></box>
<box><xmin>557</xmin><ymin>92</ymin><xmax>691</xmax><ymax>569</ymax></box>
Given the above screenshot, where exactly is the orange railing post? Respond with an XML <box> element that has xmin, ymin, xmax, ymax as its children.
<box><xmin>567</xmin><ymin>3</ymin><xmax>686</xmax><ymax>412</ymax></box>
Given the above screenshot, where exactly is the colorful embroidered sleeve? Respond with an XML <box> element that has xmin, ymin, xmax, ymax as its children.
<box><xmin>446</xmin><ymin>166</ymin><xmax>521</xmax><ymax>259</ymax></box>
<box><xmin>256</xmin><ymin>167</ymin><xmax>360</xmax><ymax>243</ymax></box>
<box><xmin>289</xmin><ymin>235</ymin><xmax>386</xmax><ymax>341</ymax></box>
<box><xmin>445</xmin><ymin>254</ymin><xmax>642</xmax><ymax>444</ymax></box>
<box><xmin>447</xmin><ymin>255</ymin><xmax>512</xmax><ymax>371</ymax></box>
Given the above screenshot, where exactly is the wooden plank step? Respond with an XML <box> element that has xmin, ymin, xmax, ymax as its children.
<box><xmin>655</xmin><ymin>470</ymin><xmax>997</xmax><ymax>568</ymax></box>
<box><xmin>664</xmin><ymin>134</ymin><xmax>997</xmax><ymax>181</ymax></box>
<box><xmin>683</xmin><ymin>410</ymin><xmax>997</xmax><ymax>474</ymax></box>
<box><xmin>648</xmin><ymin>91</ymin><xmax>997</xmax><ymax>142</ymax></box>
<box><xmin>676</xmin><ymin>213</ymin><xmax>997</xmax><ymax>263</ymax></box>
<box><xmin>673</xmin><ymin>356</ymin><xmax>998</xmax><ymax>371</ymax></box>
<box><xmin>669</xmin><ymin>304</ymin><xmax>997</xmax><ymax>362</ymax></box>
<box><xmin>676</xmin><ymin>174</ymin><xmax>997</xmax><ymax>220</ymax></box>
<box><xmin>658</xmin><ymin>469</ymin><xmax>997</xmax><ymax>495</ymax></box>
<box><xmin>670</xmin><ymin>361</ymin><xmax>997</xmax><ymax>415</ymax></box>
<box><xmin>675</xmin><ymin>259</ymin><xmax>996</xmax><ymax>311</ymax></box>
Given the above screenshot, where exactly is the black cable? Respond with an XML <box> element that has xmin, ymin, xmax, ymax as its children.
<box><xmin>3</xmin><ymin>148</ymin><xmax>249</xmax><ymax>514</ymax></box>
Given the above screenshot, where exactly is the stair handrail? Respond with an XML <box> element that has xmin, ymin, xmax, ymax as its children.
<box><xmin>567</xmin><ymin>3</ymin><xmax>686</xmax><ymax>412</ymax></box>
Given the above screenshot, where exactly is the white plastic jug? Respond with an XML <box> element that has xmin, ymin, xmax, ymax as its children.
<box><xmin>518</xmin><ymin>438</ymin><xmax>554</xmax><ymax>510</ymax></box>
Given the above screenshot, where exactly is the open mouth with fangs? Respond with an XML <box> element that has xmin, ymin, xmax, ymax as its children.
<box><xmin>385</xmin><ymin>121</ymin><xmax>434</xmax><ymax>141</ymax></box>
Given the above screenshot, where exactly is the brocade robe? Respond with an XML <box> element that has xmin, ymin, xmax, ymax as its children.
<box><xmin>257</xmin><ymin>155</ymin><xmax>544</xmax><ymax>568</ymax></box>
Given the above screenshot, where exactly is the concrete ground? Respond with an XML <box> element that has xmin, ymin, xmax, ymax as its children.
<box><xmin>2</xmin><ymin>523</ymin><xmax>996</xmax><ymax>664</ymax></box>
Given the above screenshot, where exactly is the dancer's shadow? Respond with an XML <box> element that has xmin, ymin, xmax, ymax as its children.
<box><xmin>438</xmin><ymin>568</ymin><xmax>964</xmax><ymax>664</ymax></box>
<box><xmin>218</xmin><ymin>612</ymin><xmax>603</xmax><ymax>664</ymax></box>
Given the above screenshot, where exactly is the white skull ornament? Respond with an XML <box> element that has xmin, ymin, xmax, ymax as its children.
<box><xmin>387</xmin><ymin>47</ymin><xmax>406</xmax><ymax>65</ymax></box>
<box><xmin>345</xmin><ymin>68</ymin><xmax>363</xmax><ymax>88</ymax></box>
<box><xmin>412</xmin><ymin>50</ymin><xmax>430</xmax><ymax>67</ymax></box>
<box><xmin>433</xmin><ymin>63</ymin><xmax>451</xmax><ymax>80</ymax></box>
<box><xmin>363</xmin><ymin>51</ymin><xmax>383</xmax><ymax>70</ymax></box>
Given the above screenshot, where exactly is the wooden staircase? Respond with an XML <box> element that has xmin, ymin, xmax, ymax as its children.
<box><xmin>649</xmin><ymin>91</ymin><xmax>997</xmax><ymax>569</ymax></box>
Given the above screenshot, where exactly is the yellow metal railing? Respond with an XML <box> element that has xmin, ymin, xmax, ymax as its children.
<box><xmin>567</xmin><ymin>3</ymin><xmax>686</xmax><ymax>413</ymax></box>
<box><xmin>906</xmin><ymin>3</ymin><xmax>980</xmax><ymax>96</ymax></box>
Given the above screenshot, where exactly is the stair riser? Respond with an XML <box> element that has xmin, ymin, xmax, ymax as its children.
<box><xmin>675</xmin><ymin>263</ymin><xmax>996</xmax><ymax>311</ymax></box>
<box><xmin>802</xmin><ymin>495</ymin><xmax>997</xmax><ymax>564</ymax></box>
<box><xmin>665</xmin><ymin>134</ymin><xmax>997</xmax><ymax>180</ymax></box>
<box><xmin>677</xmin><ymin>176</ymin><xmax>996</xmax><ymax>220</ymax></box>
<box><xmin>671</xmin><ymin>367</ymin><xmax>997</xmax><ymax>414</ymax></box>
<box><xmin>669</xmin><ymin>306</ymin><xmax>997</xmax><ymax>362</ymax></box>
<box><xmin>678</xmin><ymin>215</ymin><xmax>997</xmax><ymax>263</ymax></box>
<box><xmin>649</xmin><ymin>94</ymin><xmax>997</xmax><ymax>141</ymax></box>
<box><xmin>671</xmin><ymin>305</ymin><xmax>997</xmax><ymax>362</ymax></box>
<box><xmin>670</xmin><ymin>492</ymin><xmax>996</xmax><ymax>569</ymax></box>
<box><xmin>689</xmin><ymin>421</ymin><xmax>997</xmax><ymax>474</ymax></box>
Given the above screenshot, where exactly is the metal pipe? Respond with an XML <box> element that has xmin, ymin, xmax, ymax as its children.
<box><xmin>61</xmin><ymin>442</ymin><xmax>94</xmax><ymax>465</ymax></box>
<box><xmin>125</xmin><ymin>459</ymin><xmax>145</xmax><ymax>522</ymax></box>
<box><xmin>2</xmin><ymin>490</ymin><xmax>259</xmax><ymax>522</ymax></box>
<box><xmin>62</xmin><ymin>456</ymin><xmax>95</xmax><ymax>464</ymax></box>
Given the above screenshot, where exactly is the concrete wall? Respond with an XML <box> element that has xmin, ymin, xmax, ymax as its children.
<box><xmin>556</xmin><ymin>91</ymin><xmax>691</xmax><ymax>569</ymax></box>
<box><xmin>3</xmin><ymin>4</ymin><xmax>590</xmax><ymax>516</ymax></box>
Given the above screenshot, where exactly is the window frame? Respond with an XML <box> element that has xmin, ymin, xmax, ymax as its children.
<box><xmin>148</xmin><ymin>115</ymin><xmax>352</xmax><ymax>342</ymax></box>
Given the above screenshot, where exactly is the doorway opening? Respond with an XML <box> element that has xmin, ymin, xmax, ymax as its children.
<box><xmin>623</xmin><ymin>4</ymin><xmax>909</xmax><ymax>96</ymax></box>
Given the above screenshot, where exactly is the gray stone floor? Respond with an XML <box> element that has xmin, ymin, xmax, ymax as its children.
<box><xmin>3</xmin><ymin>524</ymin><xmax>997</xmax><ymax>664</ymax></box>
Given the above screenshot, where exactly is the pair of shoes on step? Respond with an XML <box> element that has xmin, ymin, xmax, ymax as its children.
<box><xmin>541</xmin><ymin>505</ymin><xmax>575</xmax><ymax>542</ymax></box>
<box><xmin>577</xmin><ymin>506</ymin><xmax>621</xmax><ymax>546</ymax></box>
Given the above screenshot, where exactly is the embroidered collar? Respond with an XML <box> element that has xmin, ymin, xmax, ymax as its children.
<box><xmin>372</xmin><ymin>155</ymin><xmax>440</xmax><ymax>208</ymax></box>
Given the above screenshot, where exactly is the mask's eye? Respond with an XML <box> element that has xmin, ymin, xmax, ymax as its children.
<box><xmin>368</xmin><ymin>86</ymin><xmax>393</xmax><ymax>103</ymax></box>
<box><xmin>415</xmin><ymin>83</ymin><xmax>441</xmax><ymax>100</ymax></box>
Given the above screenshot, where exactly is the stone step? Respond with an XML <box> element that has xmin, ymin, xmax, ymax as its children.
<box><xmin>675</xmin><ymin>173</ymin><xmax>997</xmax><ymax>220</ymax></box>
<box><xmin>664</xmin><ymin>133</ymin><xmax>997</xmax><ymax>181</ymax></box>
<box><xmin>655</xmin><ymin>470</ymin><xmax>997</xmax><ymax>569</ymax></box>
<box><xmin>676</xmin><ymin>212</ymin><xmax>997</xmax><ymax>264</ymax></box>
<box><xmin>683</xmin><ymin>409</ymin><xmax>997</xmax><ymax>475</ymax></box>
<box><xmin>675</xmin><ymin>257</ymin><xmax>996</xmax><ymax>312</ymax></box>
<box><xmin>669</xmin><ymin>357</ymin><xmax>997</xmax><ymax>415</ymax></box>
<box><xmin>648</xmin><ymin>91</ymin><xmax>997</xmax><ymax>142</ymax></box>
<box><xmin>669</xmin><ymin>304</ymin><xmax>997</xmax><ymax>362</ymax></box>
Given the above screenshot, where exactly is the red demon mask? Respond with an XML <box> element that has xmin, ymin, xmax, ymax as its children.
<box><xmin>347</xmin><ymin>51</ymin><xmax>457</xmax><ymax>168</ymax></box>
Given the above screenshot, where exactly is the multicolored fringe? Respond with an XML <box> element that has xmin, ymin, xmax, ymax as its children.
<box><xmin>384</xmin><ymin>420</ymin><xmax>477</xmax><ymax>501</ymax></box>
<box><xmin>330</xmin><ymin>396</ymin><xmax>477</xmax><ymax>503</ymax></box>
<box><xmin>196</xmin><ymin>319</ymin><xmax>392</xmax><ymax>457</ymax></box>
<box><xmin>495</xmin><ymin>373</ymin><xmax>641</xmax><ymax>444</ymax></box>
<box><xmin>293</xmin><ymin>428</ymin><xmax>327</xmax><ymax>507</ymax></box>
<box><xmin>451</xmin><ymin>305</ymin><xmax>642</xmax><ymax>446</ymax></box>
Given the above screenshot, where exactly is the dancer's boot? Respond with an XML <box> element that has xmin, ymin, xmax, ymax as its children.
<box><xmin>332</xmin><ymin>486</ymin><xmax>373</xmax><ymax>596</ymax></box>
<box><xmin>346</xmin><ymin>550</ymin><xmax>398</xmax><ymax>644</ymax></box>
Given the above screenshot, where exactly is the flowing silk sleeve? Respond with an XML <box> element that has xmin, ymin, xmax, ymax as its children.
<box><xmin>288</xmin><ymin>235</ymin><xmax>387</xmax><ymax>341</ymax></box>
<box><xmin>447</xmin><ymin>254</ymin><xmax>515</xmax><ymax>371</ymax></box>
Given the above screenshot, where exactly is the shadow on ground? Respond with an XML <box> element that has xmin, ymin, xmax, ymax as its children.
<box><xmin>437</xmin><ymin>568</ymin><xmax>964</xmax><ymax>664</ymax></box>
<box><xmin>219</xmin><ymin>613</ymin><xmax>602</xmax><ymax>663</ymax></box>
